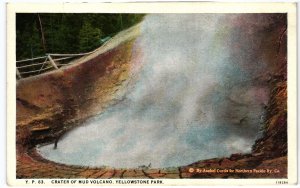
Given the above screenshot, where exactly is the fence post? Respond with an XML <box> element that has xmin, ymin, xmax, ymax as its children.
<box><xmin>16</xmin><ymin>68</ymin><xmax>22</xmax><ymax>79</ymax></box>
<box><xmin>47</xmin><ymin>55</ymin><xmax>59</xmax><ymax>69</ymax></box>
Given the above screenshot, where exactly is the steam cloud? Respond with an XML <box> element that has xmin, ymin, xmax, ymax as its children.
<box><xmin>38</xmin><ymin>14</ymin><xmax>274</xmax><ymax>168</ymax></box>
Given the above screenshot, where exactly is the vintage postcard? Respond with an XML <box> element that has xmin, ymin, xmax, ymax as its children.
<box><xmin>7</xmin><ymin>2</ymin><xmax>297</xmax><ymax>186</ymax></box>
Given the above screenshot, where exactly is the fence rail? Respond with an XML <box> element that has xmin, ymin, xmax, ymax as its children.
<box><xmin>16</xmin><ymin>56</ymin><xmax>47</xmax><ymax>63</ymax></box>
<box><xmin>16</xmin><ymin>54</ymin><xmax>80</xmax><ymax>79</ymax></box>
<box><xmin>16</xmin><ymin>36</ymin><xmax>112</xmax><ymax>80</ymax></box>
<box><xmin>16</xmin><ymin>51</ymin><xmax>98</xmax><ymax>79</ymax></box>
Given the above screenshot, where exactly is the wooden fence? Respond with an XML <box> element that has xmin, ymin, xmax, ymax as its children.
<box><xmin>16</xmin><ymin>53</ymin><xmax>91</xmax><ymax>79</ymax></box>
<box><xmin>16</xmin><ymin>37</ymin><xmax>112</xmax><ymax>79</ymax></box>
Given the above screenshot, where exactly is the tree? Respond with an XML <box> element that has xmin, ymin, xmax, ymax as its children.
<box><xmin>79</xmin><ymin>22</ymin><xmax>102</xmax><ymax>52</ymax></box>
<box><xmin>16</xmin><ymin>13</ymin><xmax>145</xmax><ymax>60</ymax></box>
<box><xmin>37</xmin><ymin>13</ymin><xmax>47</xmax><ymax>52</ymax></box>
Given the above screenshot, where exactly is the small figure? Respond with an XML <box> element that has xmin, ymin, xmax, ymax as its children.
<box><xmin>53</xmin><ymin>137</ymin><xmax>59</xmax><ymax>149</ymax></box>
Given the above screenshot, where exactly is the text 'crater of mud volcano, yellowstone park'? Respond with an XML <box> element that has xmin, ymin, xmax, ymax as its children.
<box><xmin>37</xmin><ymin>14</ymin><xmax>275</xmax><ymax>168</ymax></box>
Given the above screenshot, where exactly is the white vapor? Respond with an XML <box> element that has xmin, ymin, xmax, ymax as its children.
<box><xmin>38</xmin><ymin>14</ymin><xmax>273</xmax><ymax>168</ymax></box>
